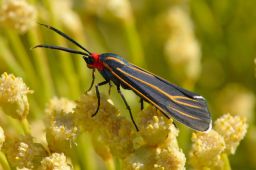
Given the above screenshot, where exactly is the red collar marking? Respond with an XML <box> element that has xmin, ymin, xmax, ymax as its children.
<box><xmin>90</xmin><ymin>53</ymin><xmax>104</xmax><ymax>71</ymax></box>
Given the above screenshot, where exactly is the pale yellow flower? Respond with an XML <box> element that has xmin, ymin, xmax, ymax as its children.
<box><xmin>0</xmin><ymin>0</ymin><xmax>37</xmax><ymax>33</ymax></box>
<box><xmin>45</xmin><ymin>97</ymin><xmax>78</xmax><ymax>155</ymax></box>
<box><xmin>154</xmin><ymin>147</ymin><xmax>186</xmax><ymax>170</ymax></box>
<box><xmin>85</xmin><ymin>0</ymin><xmax>132</xmax><ymax>21</ymax></box>
<box><xmin>75</xmin><ymin>94</ymin><xmax>135</xmax><ymax>158</ymax></box>
<box><xmin>189</xmin><ymin>130</ymin><xmax>226</xmax><ymax>169</ymax></box>
<box><xmin>163</xmin><ymin>7</ymin><xmax>201</xmax><ymax>84</ymax></box>
<box><xmin>123</xmin><ymin>145</ymin><xmax>185</xmax><ymax>170</ymax></box>
<box><xmin>2</xmin><ymin>135</ymin><xmax>47</xmax><ymax>169</ymax></box>
<box><xmin>214</xmin><ymin>113</ymin><xmax>248</xmax><ymax>154</ymax></box>
<box><xmin>122</xmin><ymin>146</ymin><xmax>157</xmax><ymax>170</ymax></box>
<box><xmin>137</xmin><ymin>106</ymin><xmax>177</xmax><ymax>147</ymax></box>
<box><xmin>51</xmin><ymin>0</ymin><xmax>83</xmax><ymax>33</ymax></box>
<box><xmin>39</xmin><ymin>153</ymin><xmax>71</xmax><ymax>170</ymax></box>
<box><xmin>123</xmin><ymin>107</ymin><xmax>185</xmax><ymax>170</ymax></box>
<box><xmin>0</xmin><ymin>72</ymin><xmax>32</xmax><ymax>120</ymax></box>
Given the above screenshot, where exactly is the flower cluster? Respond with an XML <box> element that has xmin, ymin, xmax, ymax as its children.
<box><xmin>39</xmin><ymin>153</ymin><xmax>71</xmax><ymax>170</ymax></box>
<box><xmin>0</xmin><ymin>72</ymin><xmax>32</xmax><ymax>120</ymax></box>
<box><xmin>76</xmin><ymin>94</ymin><xmax>186</xmax><ymax>169</ymax></box>
<box><xmin>0</xmin><ymin>73</ymin><xmax>72</xmax><ymax>169</ymax></box>
<box><xmin>0</xmin><ymin>72</ymin><xmax>249</xmax><ymax>169</ymax></box>
<box><xmin>45</xmin><ymin>97</ymin><xmax>78</xmax><ymax>155</ymax></box>
<box><xmin>189</xmin><ymin>113</ymin><xmax>248</xmax><ymax>169</ymax></box>
<box><xmin>0</xmin><ymin>0</ymin><xmax>37</xmax><ymax>33</ymax></box>
<box><xmin>163</xmin><ymin>7</ymin><xmax>201</xmax><ymax>85</ymax></box>
<box><xmin>2</xmin><ymin>135</ymin><xmax>48</xmax><ymax>169</ymax></box>
<box><xmin>84</xmin><ymin>0</ymin><xmax>132</xmax><ymax>21</ymax></box>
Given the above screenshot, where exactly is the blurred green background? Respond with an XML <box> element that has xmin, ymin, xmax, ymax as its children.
<box><xmin>0</xmin><ymin>0</ymin><xmax>255</xmax><ymax>169</ymax></box>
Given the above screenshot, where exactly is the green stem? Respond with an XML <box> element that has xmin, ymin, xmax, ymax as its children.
<box><xmin>76</xmin><ymin>133</ymin><xmax>96</xmax><ymax>170</ymax></box>
<box><xmin>177</xmin><ymin>126</ymin><xmax>191</xmax><ymax>153</ymax></box>
<box><xmin>71</xmin><ymin>157</ymin><xmax>81</xmax><ymax>170</ymax></box>
<box><xmin>0</xmin><ymin>37</ymin><xmax>25</xmax><ymax>77</ymax></box>
<box><xmin>105</xmin><ymin>158</ymin><xmax>115</xmax><ymax>170</ymax></box>
<box><xmin>122</xmin><ymin>19</ymin><xmax>144</xmax><ymax>66</ymax></box>
<box><xmin>43</xmin><ymin>0</ymin><xmax>80</xmax><ymax>98</ymax></box>
<box><xmin>28</xmin><ymin>28</ymin><xmax>55</xmax><ymax>103</ymax></box>
<box><xmin>221</xmin><ymin>153</ymin><xmax>231</xmax><ymax>170</ymax></box>
<box><xmin>0</xmin><ymin>152</ymin><xmax>11</xmax><ymax>170</ymax></box>
<box><xmin>21</xmin><ymin>118</ymin><xmax>31</xmax><ymax>135</ymax></box>
<box><xmin>67</xmin><ymin>24</ymin><xmax>90</xmax><ymax>91</ymax></box>
<box><xmin>5</xmin><ymin>29</ymin><xmax>38</xmax><ymax>90</ymax></box>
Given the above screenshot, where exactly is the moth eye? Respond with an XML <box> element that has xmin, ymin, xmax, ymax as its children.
<box><xmin>87</xmin><ymin>57</ymin><xmax>94</xmax><ymax>64</ymax></box>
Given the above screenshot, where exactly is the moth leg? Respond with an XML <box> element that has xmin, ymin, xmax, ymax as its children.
<box><xmin>117</xmin><ymin>86</ymin><xmax>139</xmax><ymax>131</ymax></box>
<box><xmin>108</xmin><ymin>81</ymin><xmax>112</xmax><ymax>95</ymax></box>
<box><xmin>86</xmin><ymin>69</ymin><xmax>95</xmax><ymax>93</ymax></box>
<box><xmin>91</xmin><ymin>80</ymin><xmax>109</xmax><ymax>117</ymax></box>
<box><xmin>140</xmin><ymin>98</ymin><xmax>144</xmax><ymax>110</ymax></box>
<box><xmin>173</xmin><ymin>121</ymin><xmax>178</xmax><ymax>128</ymax></box>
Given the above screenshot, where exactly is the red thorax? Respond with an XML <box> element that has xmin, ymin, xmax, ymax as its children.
<box><xmin>87</xmin><ymin>53</ymin><xmax>104</xmax><ymax>71</ymax></box>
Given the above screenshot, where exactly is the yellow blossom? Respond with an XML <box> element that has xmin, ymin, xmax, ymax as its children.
<box><xmin>123</xmin><ymin>145</ymin><xmax>185</xmax><ymax>170</ymax></box>
<box><xmin>123</xmin><ymin>106</ymin><xmax>185</xmax><ymax>170</ymax></box>
<box><xmin>163</xmin><ymin>7</ymin><xmax>201</xmax><ymax>84</ymax></box>
<box><xmin>189</xmin><ymin>130</ymin><xmax>226</xmax><ymax>169</ymax></box>
<box><xmin>137</xmin><ymin>106</ymin><xmax>177</xmax><ymax>147</ymax></box>
<box><xmin>45</xmin><ymin>97</ymin><xmax>78</xmax><ymax>155</ymax></box>
<box><xmin>0</xmin><ymin>0</ymin><xmax>37</xmax><ymax>33</ymax></box>
<box><xmin>2</xmin><ymin>135</ymin><xmax>47</xmax><ymax>169</ymax></box>
<box><xmin>0</xmin><ymin>72</ymin><xmax>32</xmax><ymax>120</ymax></box>
<box><xmin>75</xmin><ymin>94</ymin><xmax>135</xmax><ymax>158</ymax></box>
<box><xmin>85</xmin><ymin>0</ymin><xmax>132</xmax><ymax>21</ymax></box>
<box><xmin>154</xmin><ymin>147</ymin><xmax>186</xmax><ymax>170</ymax></box>
<box><xmin>39</xmin><ymin>153</ymin><xmax>71</xmax><ymax>170</ymax></box>
<box><xmin>51</xmin><ymin>0</ymin><xmax>83</xmax><ymax>33</ymax></box>
<box><xmin>122</xmin><ymin>146</ymin><xmax>157</xmax><ymax>170</ymax></box>
<box><xmin>214</xmin><ymin>113</ymin><xmax>248</xmax><ymax>154</ymax></box>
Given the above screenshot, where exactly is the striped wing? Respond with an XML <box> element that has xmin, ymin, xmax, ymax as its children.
<box><xmin>103</xmin><ymin>59</ymin><xmax>211</xmax><ymax>131</ymax></box>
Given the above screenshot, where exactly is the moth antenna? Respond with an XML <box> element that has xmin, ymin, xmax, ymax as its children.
<box><xmin>33</xmin><ymin>44</ymin><xmax>89</xmax><ymax>56</ymax></box>
<box><xmin>39</xmin><ymin>23</ymin><xmax>91</xmax><ymax>55</ymax></box>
